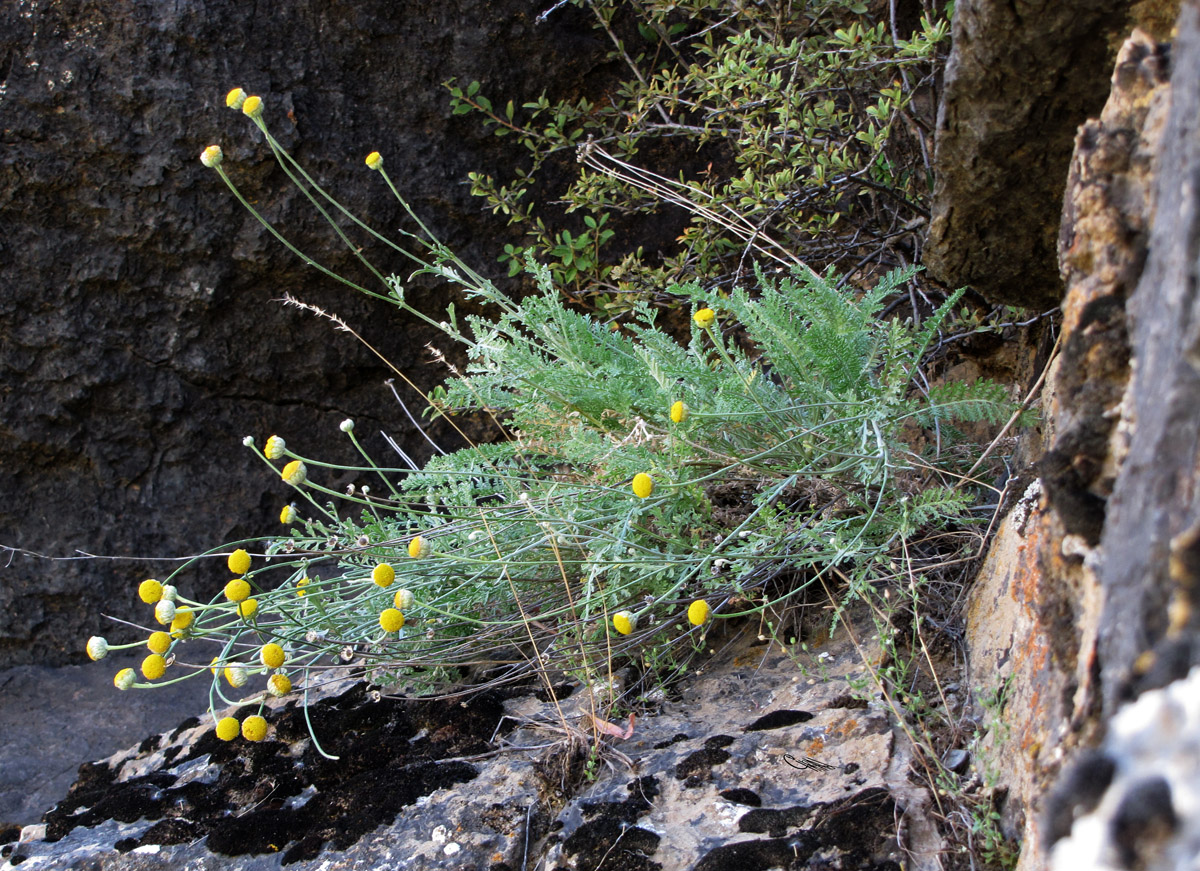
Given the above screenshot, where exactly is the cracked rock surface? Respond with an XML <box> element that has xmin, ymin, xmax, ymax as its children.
<box><xmin>2</xmin><ymin>612</ymin><xmax>942</xmax><ymax>871</ymax></box>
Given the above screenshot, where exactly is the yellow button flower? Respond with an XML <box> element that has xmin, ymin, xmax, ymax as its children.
<box><xmin>380</xmin><ymin>608</ymin><xmax>405</xmax><ymax>632</ymax></box>
<box><xmin>171</xmin><ymin>607</ymin><xmax>195</xmax><ymax>630</ymax></box>
<box><xmin>242</xmin><ymin>715</ymin><xmax>268</xmax><ymax>742</ymax></box>
<box><xmin>224</xmin><ymin>578</ymin><xmax>251</xmax><ymax>602</ymax></box>
<box><xmin>142</xmin><ymin>654</ymin><xmax>167</xmax><ymax>681</ymax></box>
<box><xmin>296</xmin><ymin>577</ymin><xmax>310</xmax><ymax>597</ymax></box>
<box><xmin>670</xmin><ymin>400</ymin><xmax>689</xmax><ymax>424</ymax></box>
<box><xmin>687</xmin><ymin>599</ymin><xmax>711</xmax><ymax>626</ymax></box>
<box><xmin>268</xmin><ymin>674</ymin><xmax>292</xmax><ymax>697</ymax></box>
<box><xmin>224</xmin><ymin>665</ymin><xmax>248</xmax><ymax>688</ymax></box>
<box><xmin>260</xmin><ymin>643</ymin><xmax>285</xmax><ymax>670</ymax></box>
<box><xmin>238</xmin><ymin>598</ymin><xmax>259</xmax><ymax>619</ymax></box>
<box><xmin>139</xmin><ymin>579</ymin><xmax>164</xmax><ymax>604</ymax></box>
<box><xmin>282</xmin><ymin>460</ymin><xmax>307</xmax><ymax>485</ymax></box>
<box><xmin>215</xmin><ymin>716</ymin><xmax>241</xmax><ymax>741</ymax></box>
<box><xmin>264</xmin><ymin>435</ymin><xmax>286</xmax><ymax>459</ymax></box>
<box><xmin>200</xmin><ymin>145</ymin><xmax>223</xmax><ymax>168</ymax></box>
<box><xmin>114</xmin><ymin>668</ymin><xmax>137</xmax><ymax>690</ymax></box>
<box><xmin>242</xmin><ymin>94</ymin><xmax>263</xmax><ymax>119</ymax></box>
<box><xmin>693</xmin><ymin>308</ymin><xmax>716</xmax><ymax>329</ymax></box>
<box><xmin>86</xmin><ymin>636</ymin><xmax>109</xmax><ymax>661</ymax></box>
<box><xmin>280</xmin><ymin>504</ymin><xmax>298</xmax><ymax>524</ymax></box>
<box><xmin>613</xmin><ymin>611</ymin><xmax>637</xmax><ymax>635</ymax></box>
<box><xmin>155</xmin><ymin>599</ymin><xmax>177</xmax><ymax>625</ymax></box>
<box><xmin>228</xmin><ymin>548</ymin><xmax>251</xmax><ymax>575</ymax></box>
<box><xmin>147</xmin><ymin>631</ymin><xmax>172</xmax><ymax>654</ymax></box>
<box><xmin>372</xmin><ymin>563</ymin><xmax>396</xmax><ymax>587</ymax></box>
<box><xmin>631</xmin><ymin>473</ymin><xmax>654</xmax><ymax>499</ymax></box>
<box><xmin>408</xmin><ymin>536</ymin><xmax>430</xmax><ymax>559</ymax></box>
<box><xmin>365</xmin><ymin>151</ymin><xmax>383</xmax><ymax>170</ymax></box>
<box><xmin>225</xmin><ymin>88</ymin><xmax>248</xmax><ymax>111</ymax></box>
<box><xmin>394</xmin><ymin>589</ymin><xmax>415</xmax><ymax>610</ymax></box>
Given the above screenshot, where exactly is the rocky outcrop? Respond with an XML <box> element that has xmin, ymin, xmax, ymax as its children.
<box><xmin>964</xmin><ymin>7</ymin><xmax>1200</xmax><ymax>868</ymax></box>
<box><xmin>0</xmin><ymin>0</ymin><xmax>609</xmax><ymax>667</ymax></box>
<box><xmin>924</xmin><ymin>0</ymin><xmax>1179</xmax><ymax>308</ymax></box>
<box><xmin>2</xmin><ymin>612</ymin><xmax>937</xmax><ymax>871</ymax></box>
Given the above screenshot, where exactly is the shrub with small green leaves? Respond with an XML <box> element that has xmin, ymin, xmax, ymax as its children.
<box><xmin>448</xmin><ymin>0</ymin><xmax>949</xmax><ymax>302</ymax></box>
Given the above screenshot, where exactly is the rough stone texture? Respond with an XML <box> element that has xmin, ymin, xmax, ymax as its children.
<box><xmin>924</xmin><ymin>0</ymin><xmax>1178</xmax><ymax>308</ymax></box>
<box><xmin>0</xmin><ymin>655</ymin><xmax>209</xmax><ymax>827</ymax></box>
<box><xmin>1094</xmin><ymin>0</ymin><xmax>1200</xmax><ymax>715</ymax></box>
<box><xmin>1048</xmin><ymin>666</ymin><xmax>1200</xmax><ymax>870</ymax></box>
<box><xmin>1</xmin><ymin>615</ymin><xmax>940</xmax><ymax>871</ymax></box>
<box><xmin>966</xmin><ymin>8</ymin><xmax>1200</xmax><ymax>869</ymax></box>
<box><xmin>0</xmin><ymin>0</ymin><xmax>612</xmax><ymax>668</ymax></box>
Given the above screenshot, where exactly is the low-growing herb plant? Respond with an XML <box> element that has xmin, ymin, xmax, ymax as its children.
<box><xmin>87</xmin><ymin>88</ymin><xmax>1023</xmax><ymax>776</ymax></box>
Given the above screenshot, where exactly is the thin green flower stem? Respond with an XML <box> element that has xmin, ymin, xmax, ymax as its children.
<box><xmin>246</xmin><ymin>115</ymin><xmax>446</xmax><ymax>274</ymax></box>
<box><xmin>211</xmin><ymin>166</ymin><xmax>386</xmax><ymax>301</ymax></box>
<box><xmin>343</xmin><ymin>430</ymin><xmax>405</xmax><ymax>500</ymax></box>
<box><xmin>248</xmin><ymin>118</ymin><xmax>392</xmax><ymax>290</ymax></box>
<box><xmin>376</xmin><ymin>167</ymin><xmax>499</xmax><ymax>297</ymax></box>
<box><xmin>302</xmin><ymin>679</ymin><xmax>340</xmax><ymax>760</ymax></box>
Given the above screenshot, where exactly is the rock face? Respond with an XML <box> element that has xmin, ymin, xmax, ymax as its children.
<box><xmin>1</xmin><ymin>613</ymin><xmax>937</xmax><ymax>871</ymax></box>
<box><xmin>963</xmin><ymin>8</ymin><xmax>1200</xmax><ymax>869</ymax></box>
<box><xmin>924</xmin><ymin>0</ymin><xmax>1178</xmax><ymax>307</ymax></box>
<box><xmin>0</xmin><ymin>0</ymin><xmax>608</xmax><ymax>667</ymax></box>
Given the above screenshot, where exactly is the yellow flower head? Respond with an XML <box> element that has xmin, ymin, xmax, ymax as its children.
<box><xmin>215</xmin><ymin>716</ymin><xmax>241</xmax><ymax>741</ymax></box>
<box><xmin>280</xmin><ymin>504</ymin><xmax>298</xmax><ymax>524</ymax></box>
<box><xmin>224</xmin><ymin>578</ymin><xmax>251</xmax><ymax>603</ymax></box>
<box><xmin>282</xmin><ymin>460</ymin><xmax>307</xmax><ymax>486</ymax></box>
<box><xmin>264</xmin><ymin>435</ymin><xmax>286</xmax><ymax>460</ymax></box>
<box><xmin>693</xmin><ymin>308</ymin><xmax>716</xmax><ymax>329</ymax></box>
<box><xmin>687</xmin><ymin>599</ymin><xmax>711</xmax><ymax>626</ymax></box>
<box><xmin>613</xmin><ymin>611</ymin><xmax>637</xmax><ymax>635</ymax></box>
<box><xmin>296</xmin><ymin>577</ymin><xmax>310</xmax><ymax>597</ymax></box>
<box><xmin>225</xmin><ymin>88</ymin><xmax>248</xmax><ymax>110</ymax></box>
<box><xmin>365</xmin><ymin>151</ymin><xmax>383</xmax><ymax>170</ymax></box>
<box><xmin>147</xmin><ymin>631</ymin><xmax>172</xmax><ymax>654</ymax></box>
<box><xmin>260</xmin><ymin>643</ymin><xmax>286</xmax><ymax>670</ymax></box>
<box><xmin>228</xmin><ymin>548</ymin><xmax>251</xmax><ymax>574</ymax></box>
<box><xmin>200</xmin><ymin>145</ymin><xmax>223</xmax><ymax>168</ymax></box>
<box><xmin>237</xmin><ymin>598</ymin><xmax>259</xmax><ymax>619</ymax></box>
<box><xmin>670</xmin><ymin>400</ymin><xmax>689</xmax><ymax>424</ymax></box>
<box><xmin>242</xmin><ymin>715</ymin><xmax>268</xmax><ymax>742</ymax></box>
<box><xmin>379</xmin><ymin>608</ymin><xmax>405</xmax><ymax>633</ymax></box>
<box><xmin>242</xmin><ymin>94</ymin><xmax>263</xmax><ymax>119</ymax></box>
<box><xmin>86</xmin><ymin>636</ymin><xmax>109</xmax><ymax>661</ymax></box>
<box><xmin>224</xmin><ymin>665</ymin><xmax>248</xmax><ymax>688</ymax></box>
<box><xmin>394</xmin><ymin>589</ymin><xmax>415</xmax><ymax>610</ymax></box>
<box><xmin>372</xmin><ymin>563</ymin><xmax>396</xmax><ymax>587</ymax></box>
<box><xmin>114</xmin><ymin>668</ymin><xmax>137</xmax><ymax>691</ymax></box>
<box><xmin>154</xmin><ymin>599</ymin><xmax>177</xmax><ymax>625</ymax></box>
<box><xmin>139</xmin><ymin>579</ymin><xmax>164</xmax><ymax>604</ymax></box>
<box><xmin>171</xmin><ymin>607</ymin><xmax>195</xmax><ymax>633</ymax></box>
<box><xmin>268</xmin><ymin>674</ymin><xmax>293</xmax><ymax>697</ymax></box>
<box><xmin>142</xmin><ymin>654</ymin><xmax>167</xmax><ymax>681</ymax></box>
<box><xmin>631</xmin><ymin>473</ymin><xmax>654</xmax><ymax>499</ymax></box>
<box><xmin>408</xmin><ymin>536</ymin><xmax>430</xmax><ymax>559</ymax></box>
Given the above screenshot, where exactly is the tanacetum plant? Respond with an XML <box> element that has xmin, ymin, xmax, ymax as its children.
<box><xmin>87</xmin><ymin>89</ymin><xmax>1024</xmax><ymax>754</ymax></box>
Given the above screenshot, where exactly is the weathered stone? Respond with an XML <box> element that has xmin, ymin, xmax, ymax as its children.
<box><xmin>924</xmin><ymin>0</ymin><xmax>1178</xmax><ymax>307</ymax></box>
<box><xmin>2</xmin><ymin>615</ymin><xmax>942</xmax><ymax>871</ymax></box>
<box><xmin>0</xmin><ymin>0</ymin><xmax>610</xmax><ymax>668</ymax></box>
<box><xmin>964</xmin><ymin>22</ymin><xmax>1178</xmax><ymax>870</ymax></box>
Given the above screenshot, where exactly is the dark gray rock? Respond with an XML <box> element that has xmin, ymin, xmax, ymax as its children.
<box><xmin>0</xmin><ymin>654</ymin><xmax>208</xmax><ymax>826</ymax></box>
<box><xmin>924</xmin><ymin>0</ymin><xmax>1173</xmax><ymax>307</ymax></box>
<box><xmin>0</xmin><ymin>0</ymin><xmax>611</xmax><ymax>668</ymax></box>
<box><xmin>1096</xmin><ymin>0</ymin><xmax>1200</xmax><ymax>713</ymax></box>
<box><xmin>2</xmin><ymin>618</ymin><xmax>942</xmax><ymax>871</ymax></box>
